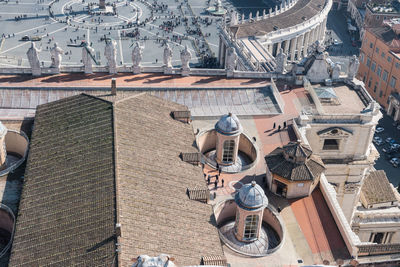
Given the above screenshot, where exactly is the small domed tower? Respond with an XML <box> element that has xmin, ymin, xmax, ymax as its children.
<box><xmin>215</xmin><ymin>113</ymin><xmax>242</xmax><ymax>165</ymax></box>
<box><xmin>234</xmin><ymin>181</ymin><xmax>268</xmax><ymax>242</ymax></box>
<box><xmin>0</xmin><ymin>122</ymin><xmax>7</xmax><ymax>171</ymax></box>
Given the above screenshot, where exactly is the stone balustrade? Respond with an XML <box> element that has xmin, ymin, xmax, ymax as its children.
<box><xmin>319</xmin><ymin>173</ymin><xmax>361</xmax><ymax>258</ymax></box>
<box><xmin>357</xmin><ymin>243</ymin><xmax>400</xmax><ymax>256</ymax></box>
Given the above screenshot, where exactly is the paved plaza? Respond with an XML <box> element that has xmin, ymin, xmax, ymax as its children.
<box><xmin>0</xmin><ymin>0</ymin><xmax>276</xmax><ymax>68</ymax></box>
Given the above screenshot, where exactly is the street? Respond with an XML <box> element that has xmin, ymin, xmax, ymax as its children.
<box><xmin>325</xmin><ymin>10</ymin><xmax>359</xmax><ymax>57</ymax></box>
<box><xmin>374</xmin><ymin>111</ymin><xmax>400</xmax><ymax>188</ymax></box>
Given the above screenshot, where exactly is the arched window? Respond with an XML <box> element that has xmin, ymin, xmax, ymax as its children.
<box><xmin>222</xmin><ymin>140</ymin><xmax>235</xmax><ymax>162</ymax></box>
<box><xmin>244</xmin><ymin>215</ymin><xmax>258</xmax><ymax>240</ymax></box>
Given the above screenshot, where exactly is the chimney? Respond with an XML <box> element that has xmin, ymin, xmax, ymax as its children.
<box><xmin>111</xmin><ymin>78</ymin><xmax>117</xmax><ymax>96</ymax></box>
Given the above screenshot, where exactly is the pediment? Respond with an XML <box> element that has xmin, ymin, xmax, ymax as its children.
<box><xmin>317</xmin><ymin>127</ymin><xmax>352</xmax><ymax>138</ymax></box>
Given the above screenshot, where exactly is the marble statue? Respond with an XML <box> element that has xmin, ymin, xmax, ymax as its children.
<box><xmin>50</xmin><ymin>42</ymin><xmax>64</xmax><ymax>73</ymax></box>
<box><xmin>131</xmin><ymin>254</ymin><xmax>176</xmax><ymax>267</ymax></box>
<box><xmin>307</xmin><ymin>40</ymin><xmax>325</xmax><ymax>57</ymax></box>
<box><xmin>249</xmin><ymin>12</ymin><xmax>252</xmax><ymax>20</ymax></box>
<box><xmin>241</xmin><ymin>13</ymin><xmax>245</xmax><ymax>23</ymax></box>
<box><xmin>230</xmin><ymin>11</ymin><xmax>238</xmax><ymax>26</ymax></box>
<box><xmin>332</xmin><ymin>63</ymin><xmax>341</xmax><ymax>79</ymax></box>
<box><xmin>348</xmin><ymin>55</ymin><xmax>360</xmax><ymax>80</ymax></box>
<box><xmin>163</xmin><ymin>43</ymin><xmax>173</xmax><ymax>69</ymax></box>
<box><xmin>256</xmin><ymin>11</ymin><xmax>259</xmax><ymax>20</ymax></box>
<box><xmin>180</xmin><ymin>45</ymin><xmax>191</xmax><ymax>76</ymax></box>
<box><xmin>225</xmin><ymin>47</ymin><xmax>237</xmax><ymax>72</ymax></box>
<box><xmin>132</xmin><ymin>42</ymin><xmax>143</xmax><ymax>74</ymax></box>
<box><xmin>27</xmin><ymin>42</ymin><xmax>41</xmax><ymax>76</ymax></box>
<box><xmin>82</xmin><ymin>44</ymin><xmax>95</xmax><ymax>74</ymax></box>
<box><xmin>104</xmin><ymin>39</ymin><xmax>118</xmax><ymax>74</ymax></box>
<box><xmin>275</xmin><ymin>48</ymin><xmax>287</xmax><ymax>74</ymax></box>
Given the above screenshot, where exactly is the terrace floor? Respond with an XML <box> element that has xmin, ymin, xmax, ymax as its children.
<box><xmin>197</xmin><ymin>85</ymin><xmax>351</xmax><ymax>266</ymax></box>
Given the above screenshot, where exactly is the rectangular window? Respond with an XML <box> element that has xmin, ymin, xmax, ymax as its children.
<box><xmin>367</xmin><ymin>58</ymin><xmax>371</xmax><ymax>67</ymax></box>
<box><xmin>396</xmin><ymin>62</ymin><xmax>400</xmax><ymax>69</ymax></box>
<box><xmin>223</xmin><ymin>140</ymin><xmax>235</xmax><ymax>162</ymax></box>
<box><xmin>387</xmin><ymin>56</ymin><xmax>392</xmax><ymax>62</ymax></box>
<box><xmin>380</xmin><ymin>90</ymin><xmax>383</xmax><ymax>97</ymax></box>
<box><xmin>371</xmin><ymin>61</ymin><xmax>376</xmax><ymax>72</ymax></box>
<box><xmin>374</xmin><ymin>82</ymin><xmax>378</xmax><ymax>92</ymax></box>
<box><xmin>377</xmin><ymin>66</ymin><xmax>382</xmax><ymax>77</ymax></box>
<box><xmin>370</xmin><ymin>42</ymin><xmax>373</xmax><ymax>48</ymax></box>
<box><xmin>368</xmin><ymin>78</ymin><xmax>372</xmax><ymax>88</ymax></box>
<box><xmin>390</xmin><ymin>76</ymin><xmax>397</xmax><ymax>88</ymax></box>
<box><xmin>381</xmin><ymin>52</ymin><xmax>385</xmax><ymax>58</ymax></box>
<box><xmin>323</xmin><ymin>139</ymin><xmax>339</xmax><ymax>150</ymax></box>
<box><xmin>244</xmin><ymin>215</ymin><xmax>259</xmax><ymax>240</ymax></box>
<box><xmin>376</xmin><ymin>47</ymin><xmax>379</xmax><ymax>53</ymax></box>
<box><xmin>383</xmin><ymin>70</ymin><xmax>388</xmax><ymax>82</ymax></box>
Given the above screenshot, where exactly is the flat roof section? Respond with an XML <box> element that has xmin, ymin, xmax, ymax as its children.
<box><xmin>312</xmin><ymin>84</ymin><xmax>366</xmax><ymax>114</ymax></box>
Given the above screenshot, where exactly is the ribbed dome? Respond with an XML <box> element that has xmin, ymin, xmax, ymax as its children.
<box><xmin>235</xmin><ymin>181</ymin><xmax>268</xmax><ymax>209</ymax></box>
<box><xmin>215</xmin><ymin>113</ymin><xmax>242</xmax><ymax>135</ymax></box>
<box><xmin>0</xmin><ymin>122</ymin><xmax>6</xmax><ymax>138</ymax></box>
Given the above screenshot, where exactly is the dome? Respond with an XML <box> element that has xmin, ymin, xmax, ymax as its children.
<box><xmin>215</xmin><ymin>113</ymin><xmax>242</xmax><ymax>135</ymax></box>
<box><xmin>0</xmin><ymin>122</ymin><xmax>6</xmax><ymax>138</ymax></box>
<box><xmin>235</xmin><ymin>181</ymin><xmax>268</xmax><ymax>209</ymax></box>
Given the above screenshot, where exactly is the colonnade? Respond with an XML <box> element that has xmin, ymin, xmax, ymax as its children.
<box><xmin>265</xmin><ymin>18</ymin><xmax>327</xmax><ymax>61</ymax></box>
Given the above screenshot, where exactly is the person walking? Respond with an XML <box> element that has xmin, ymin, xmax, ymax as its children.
<box><xmin>283</xmin><ymin>121</ymin><xmax>287</xmax><ymax>128</ymax></box>
<box><xmin>214</xmin><ymin>179</ymin><xmax>218</xmax><ymax>189</ymax></box>
<box><xmin>278</xmin><ymin>125</ymin><xmax>281</xmax><ymax>131</ymax></box>
<box><xmin>273</xmin><ymin>122</ymin><xmax>276</xmax><ymax>129</ymax></box>
<box><xmin>207</xmin><ymin>175</ymin><xmax>211</xmax><ymax>185</ymax></box>
<box><xmin>221</xmin><ymin>179</ymin><xmax>224</xmax><ymax>187</ymax></box>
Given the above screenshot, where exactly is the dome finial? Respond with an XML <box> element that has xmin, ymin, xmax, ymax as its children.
<box><xmin>251</xmin><ymin>181</ymin><xmax>256</xmax><ymax>187</ymax></box>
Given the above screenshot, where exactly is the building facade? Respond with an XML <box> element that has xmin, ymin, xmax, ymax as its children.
<box><xmin>358</xmin><ymin>22</ymin><xmax>400</xmax><ymax>115</ymax></box>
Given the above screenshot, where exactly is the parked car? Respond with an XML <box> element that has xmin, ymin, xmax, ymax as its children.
<box><xmin>386</xmin><ymin>137</ymin><xmax>395</xmax><ymax>144</ymax></box>
<box><xmin>390</xmin><ymin>157</ymin><xmax>400</xmax><ymax>167</ymax></box>
<box><xmin>373</xmin><ymin>136</ymin><xmax>384</xmax><ymax>146</ymax></box>
<box><xmin>391</xmin><ymin>143</ymin><xmax>400</xmax><ymax>150</ymax></box>
<box><xmin>375</xmin><ymin>127</ymin><xmax>384</xmax><ymax>133</ymax></box>
<box><xmin>383</xmin><ymin>146</ymin><xmax>393</xmax><ymax>153</ymax></box>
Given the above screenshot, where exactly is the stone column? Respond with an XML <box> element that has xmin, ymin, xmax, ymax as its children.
<box><xmin>297</xmin><ymin>34</ymin><xmax>304</xmax><ymax>59</ymax></box>
<box><xmin>274</xmin><ymin>42</ymin><xmax>282</xmax><ymax>56</ymax></box>
<box><xmin>290</xmin><ymin>37</ymin><xmax>297</xmax><ymax>61</ymax></box>
<box><xmin>311</xmin><ymin>28</ymin><xmax>317</xmax><ymax>44</ymax></box>
<box><xmin>302</xmin><ymin>32</ymin><xmax>310</xmax><ymax>59</ymax></box>
<box><xmin>267</xmin><ymin>44</ymin><xmax>273</xmax><ymax>55</ymax></box>
<box><xmin>284</xmin><ymin>39</ymin><xmax>290</xmax><ymax>54</ymax></box>
<box><xmin>321</xmin><ymin>18</ymin><xmax>327</xmax><ymax>42</ymax></box>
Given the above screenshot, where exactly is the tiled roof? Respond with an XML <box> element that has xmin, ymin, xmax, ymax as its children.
<box><xmin>114</xmin><ymin>94</ymin><xmax>224</xmax><ymax>266</ymax></box>
<box><xmin>265</xmin><ymin>143</ymin><xmax>325</xmax><ymax>181</ymax></box>
<box><xmin>231</xmin><ymin>0</ymin><xmax>326</xmax><ymax>38</ymax></box>
<box><xmin>368</xmin><ymin>26</ymin><xmax>400</xmax><ymax>48</ymax></box>
<box><xmin>361</xmin><ymin>170</ymin><xmax>397</xmax><ymax>206</ymax></box>
<box><xmin>9</xmin><ymin>94</ymin><xmax>117</xmax><ymax>266</ymax></box>
<box><xmin>9</xmin><ymin>93</ymin><xmax>224</xmax><ymax>267</ymax></box>
<box><xmin>282</xmin><ymin>142</ymin><xmax>312</xmax><ymax>158</ymax></box>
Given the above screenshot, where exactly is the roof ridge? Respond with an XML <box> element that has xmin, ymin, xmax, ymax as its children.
<box><xmin>114</xmin><ymin>92</ymin><xmax>147</xmax><ymax>104</ymax></box>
